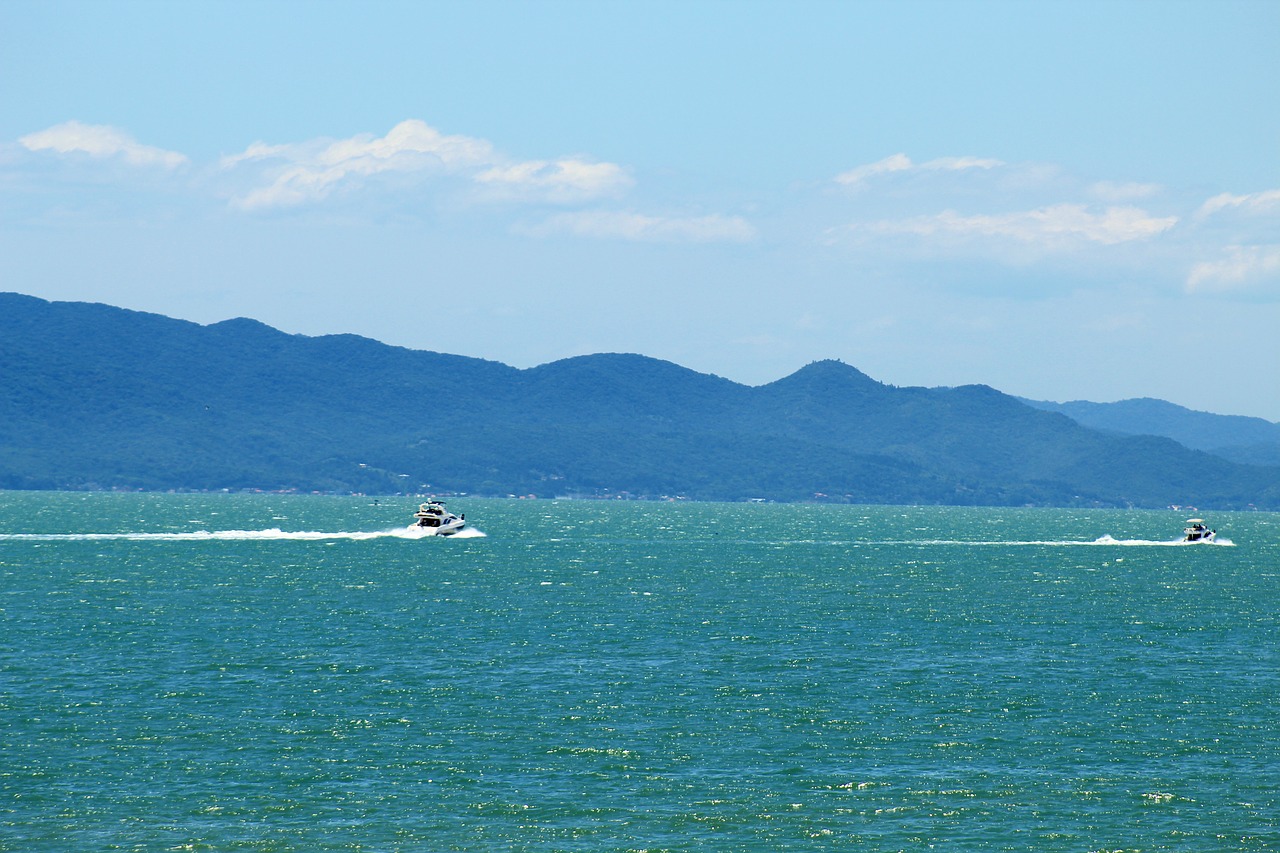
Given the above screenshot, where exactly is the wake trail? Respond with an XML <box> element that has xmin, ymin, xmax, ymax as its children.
<box><xmin>877</xmin><ymin>536</ymin><xmax>1235</xmax><ymax>547</ymax></box>
<box><xmin>0</xmin><ymin>532</ymin><xmax>1229</xmax><ymax>546</ymax></box>
<box><xmin>1086</xmin><ymin>535</ymin><xmax>1233</xmax><ymax>547</ymax></box>
<box><xmin>0</xmin><ymin>527</ymin><xmax>487</xmax><ymax>542</ymax></box>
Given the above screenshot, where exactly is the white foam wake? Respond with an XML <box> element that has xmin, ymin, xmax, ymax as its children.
<box><xmin>868</xmin><ymin>537</ymin><xmax>1236</xmax><ymax>547</ymax></box>
<box><xmin>0</xmin><ymin>526</ymin><xmax>486</xmax><ymax>542</ymax></box>
<box><xmin>1089</xmin><ymin>535</ymin><xmax>1234</xmax><ymax>547</ymax></box>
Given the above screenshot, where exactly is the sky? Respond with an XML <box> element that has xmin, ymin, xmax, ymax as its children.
<box><xmin>3</xmin><ymin>0</ymin><xmax>1279</xmax><ymax>420</ymax></box>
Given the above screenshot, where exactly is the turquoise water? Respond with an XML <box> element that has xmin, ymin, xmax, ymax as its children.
<box><xmin>2</xmin><ymin>493</ymin><xmax>1277</xmax><ymax>851</ymax></box>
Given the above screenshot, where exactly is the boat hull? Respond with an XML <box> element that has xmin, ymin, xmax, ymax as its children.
<box><xmin>409</xmin><ymin>520</ymin><xmax>465</xmax><ymax>536</ymax></box>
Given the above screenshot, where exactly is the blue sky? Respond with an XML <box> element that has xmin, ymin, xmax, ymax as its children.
<box><xmin>4</xmin><ymin>0</ymin><xmax>1279</xmax><ymax>419</ymax></box>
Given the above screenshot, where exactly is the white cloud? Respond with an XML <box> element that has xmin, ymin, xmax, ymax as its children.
<box><xmin>222</xmin><ymin>119</ymin><xmax>629</xmax><ymax>209</ymax></box>
<box><xmin>1089</xmin><ymin>181</ymin><xmax>1162</xmax><ymax>202</ymax></box>
<box><xmin>226</xmin><ymin>119</ymin><xmax>496</xmax><ymax>209</ymax></box>
<box><xmin>527</xmin><ymin>210</ymin><xmax>757</xmax><ymax>243</ymax></box>
<box><xmin>475</xmin><ymin>158</ymin><xmax>632</xmax><ymax>202</ymax></box>
<box><xmin>835</xmin><ymin>153</ymin><xmax>1003</xmax><ymax>187</ymax></box>
<box><xmin>217</xmin><ymin>141</ymin><xmax>296</xmax><ymax>168</ymax></box>
<box><xmin>925</xmin><ymin>156</ymin><xmax>1006</xmax><ymax>172</ymax></box>
<box><xmin>19</xmin><ymin>121</ymin><xmax>187</xmax><ymax>169</ymax></box>
<box><xmin>1197</xmin><ymin>188</ymin><xmax>1280</xmax><ymax>218</ymax></box>
<box><xmin>835</xmin><ymin>153</ymin><xmax>913</xmax><ymax>186</ymax></box>
<box><xmin>857</xmin><ymin>204</ymin><xmax>1177</xmax><ymax>247</ymax></box>
<box><xmin>1186</xmin><ymin>245</ymin><xmax>1280</xmax><ymax>293</ymax></box>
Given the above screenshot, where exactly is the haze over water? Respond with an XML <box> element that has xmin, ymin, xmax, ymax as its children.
<box><xmin>2</xmin><ymin>493</ymin><xmax>1277</xmax><ymax>850</ymax></box>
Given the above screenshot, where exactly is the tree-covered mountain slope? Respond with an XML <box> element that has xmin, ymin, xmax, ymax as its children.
<box><xmin>3</xmin><ymin>293</ymin><xmax>1276</xmax><ymax>508</ymax></box>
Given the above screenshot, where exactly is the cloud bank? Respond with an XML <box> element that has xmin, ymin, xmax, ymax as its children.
<box><xmin>1187</xmin><ymin>245</ymin><xmax>1280</xmax><ymax>293</ymax></box>
<box><xmin>220</xmin><ymin>119</ymin><xmax>631</xmax><ymax>209</ymax></box>
<box><xmin>859</xmin><ymin>204</ymin><xmax>1178</xmax><ymax>247</ymax></box>
<box><xmin>20</xmin><ymin>121</ymin><xmax>187</xmax><ymax>169</ymax></box>
<box><xmin>835</xmin><ymin>153</ymin><xmax>1003</xmax><ymax>187</ymax></box>
<box><xmin>1197</xmin><ymin>188</ymin><xmax>1280</xmax><ymax>218</ymax></box>
<box><xmin>14</xmin><ymin>117</ymin><xmax>763</xmax><ymax>243</ymax></box>
<box><xmin>822</xmin><ymin>154</ymin><xmax>1280</xmax><ymax>298</ymax></box>
<box><xmin>11</xmin><ymin>123</ymin><xmax>1280</xmax><ymax>280</ymax></box>
<box><xmin>524</xmin><ymin>210</ymin><xmax>757</xmax><ymax>243</ymax></box>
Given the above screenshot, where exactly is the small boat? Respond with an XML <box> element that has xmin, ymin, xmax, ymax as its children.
<box><xmin>412</xmin><ymin>499</ymin><xmax>465</xmax><ymax>536</ymax></box>
<box><xmin>1182</xmin><ymin>519</ymin><xmax>1216</xmax><ymax>543</ymax></box>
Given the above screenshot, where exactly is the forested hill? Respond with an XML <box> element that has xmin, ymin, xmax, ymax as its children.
<box><xmin>1022</xmin><ymin>397</ymin><xmax>1280</xmax><ymax>467</ymax></box>
<box><xmin>2</xmin><ymin>292</ymin><xmax>1276</xmax><ymax>508</ymax></box>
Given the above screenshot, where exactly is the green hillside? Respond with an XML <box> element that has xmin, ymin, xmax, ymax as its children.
<box><xmin>2</xmin><ymin>293</ymin><xmax>1276</xmax><ymax>508</ymax></box>
<box><xmin>1023</xmin><ymin>397</ymin><xmax>1280</xmax><ymax>467</ymax></box>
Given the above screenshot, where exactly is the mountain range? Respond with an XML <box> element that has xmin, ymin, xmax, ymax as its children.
<box><xmin>1020</xmin><ymin>397</ymin><xmax>1280</xmax><ymax>467</ymax></box>
<box><xmin>2</xmin><ymin>292</ymin><xmax>1276</xmax><ymax>508</ymax></box>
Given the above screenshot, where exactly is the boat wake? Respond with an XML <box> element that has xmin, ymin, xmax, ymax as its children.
<box><xmin>1089</xmin><ymin>534</ymin><xmax>1234</xmax><ymax>547</ymax></box>
<box><xmin>0</xmin><ymin>527</ymin><xmax>487</xmax><ymax>542</ymax></box>
<box><xmin>871</xmin><ymin>537</ymin><xmax>1236</xmax><ymax>547</ymax></box>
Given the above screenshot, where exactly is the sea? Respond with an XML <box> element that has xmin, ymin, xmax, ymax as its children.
<box><xmin>2</xmin><ymin>492</ymin><xmax>1277</xmax><ymax>851</ymax></box>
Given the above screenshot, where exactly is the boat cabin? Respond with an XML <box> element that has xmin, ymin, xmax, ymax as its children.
<box><xmin>1183</xmin><ymin>519</ymin><xmax>1215</xmax><ymax>542</ymax></box>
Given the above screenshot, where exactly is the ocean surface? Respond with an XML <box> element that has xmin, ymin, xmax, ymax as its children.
<box><xmin>2</xmin><ymin>493</ymin><xmax>1277</xmax><ymax>851</ymax></box>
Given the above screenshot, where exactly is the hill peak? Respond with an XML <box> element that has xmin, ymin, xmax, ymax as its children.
<box><xmin>206</xmin><ymin>316</ymin><xmax>285</xmax><ymax>336</ymax></box>
<box><xmin>770</xmin><ymin>359</ymin><xmax>883</xmax><ymax>390</ymax></box>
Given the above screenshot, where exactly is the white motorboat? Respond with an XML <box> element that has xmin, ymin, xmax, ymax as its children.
<box><xmin>1182</xmin><ymin>519</ymin><xmax>1215</xmax><ymax>543</ymax></box>
<box><xmin>412</xmin><ymin>500</ymin><xmax>465</xmax><ymax>536</ymax></box>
